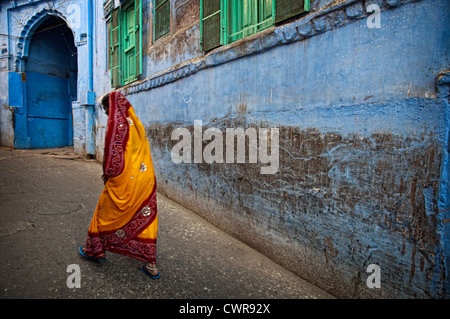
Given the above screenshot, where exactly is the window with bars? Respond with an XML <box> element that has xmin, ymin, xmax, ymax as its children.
<box><xmin>154</xmin><ymin>0</ymin><xmax>171</xmax><ymax>41</ymax></box>
<box><xmin>110</xmin><ymin>0</ymin><xmax>142</xmax><ymax>88</ymax></box>
<box><xmin>200</xmin><ymin>0</ymin><xmax>310</xmax><ymax>52</ymax></box>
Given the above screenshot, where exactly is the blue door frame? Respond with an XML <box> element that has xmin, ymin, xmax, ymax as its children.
<box><xmin>13</xmin><ymin>16</ymin><xmax>77</xmax><ymax>149</ymax></box>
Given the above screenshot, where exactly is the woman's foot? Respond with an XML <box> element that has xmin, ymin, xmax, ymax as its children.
<box><xmin>78</xmin><ymin>246</ymin><xmax>106</xmax><ymax>263</ymax></box>
<box><xmin>146</xmin><ymin>263</ymin><xmax>159</xmax><ymax>276</ymax></box>
<box><xmin>138</xmin><ymin>263</ymin><xmax>160</xmax><ymax>279</ymax></box>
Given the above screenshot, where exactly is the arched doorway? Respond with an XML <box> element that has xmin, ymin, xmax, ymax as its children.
<box><xmin>18</xmin><ymin>15</ymin><xmax>77</xmax><ymax>148</ymax></box>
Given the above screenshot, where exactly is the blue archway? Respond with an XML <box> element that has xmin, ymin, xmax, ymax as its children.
<box><xmin>13</xmin><ymin>9</ymin><xmax>77</xmax><ymax>148</ymax></box>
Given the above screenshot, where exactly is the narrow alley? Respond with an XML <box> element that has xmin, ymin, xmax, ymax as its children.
<box><xmin>0</xmin><ymin>147</ymin><xmax>333</xmax><ymax>302</ymax></box>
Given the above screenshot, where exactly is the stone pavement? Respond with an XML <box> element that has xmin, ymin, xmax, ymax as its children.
<box><xmin>0</xmin><ymin>146</ymin><xmax>334</xmax><ymax>300</ymax></box>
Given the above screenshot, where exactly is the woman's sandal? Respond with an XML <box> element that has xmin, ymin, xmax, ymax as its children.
<box><xmin>78</xmin><ymin>246</ymin><xmax>106</xmax><ymax>263</ymax></box>
<box><xmin>138</xmin><ymin>264</ymin><xmax>161</xmax><ymax>279</ymax></box>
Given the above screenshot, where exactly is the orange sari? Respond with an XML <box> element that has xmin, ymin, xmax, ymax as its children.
<box><xmin>83</xmin><ymin>92</ymin><xmax>158</xmax><ymax>263</ymax></box>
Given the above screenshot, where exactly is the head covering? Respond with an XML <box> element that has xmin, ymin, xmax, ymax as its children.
<box><xmin>103</xmin><ymin>91</ymin><xmax>131</xmax><ymax>179</ymax></box>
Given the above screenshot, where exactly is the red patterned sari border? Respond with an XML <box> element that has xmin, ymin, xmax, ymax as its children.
<box><xmin>103</xmin><ymin>92</ymin><xmax>131</xmax><ymax>180</ymax></box>
<box><xmin>100</xmin><ymin>181</ymin><xmax>157</xmax><ymax>245</ymax></box>
<box><xmin>107</xmin><ymin>237</ymin><xmax>157</xmax><ymax>263</ymax></box>
<box><xmin>84</xmin><ymin>181</ymin><xmax>158</xmax><ymax>263</ymax></box>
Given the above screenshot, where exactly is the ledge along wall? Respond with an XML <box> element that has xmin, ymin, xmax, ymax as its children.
<box><xmin>111</xmin><ymin>0</ymin><xmax>449</xmax><ymax>298</ymax></box>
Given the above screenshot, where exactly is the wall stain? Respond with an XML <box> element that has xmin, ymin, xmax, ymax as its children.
<box><xmin>146</xmin><ymin>121</ymin><xmax>443</xmax><ymax>298</ymax></box>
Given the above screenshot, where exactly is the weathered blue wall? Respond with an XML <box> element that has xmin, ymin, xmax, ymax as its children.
<box><xmin>2</xmin><ymin>0</ymin><xmax>447</xmax><ymax>299</ymax></box>
<box><xmin>116</xmin><ymin>0</ymin><xmax>449</xmax><ymax>298</ymax></box>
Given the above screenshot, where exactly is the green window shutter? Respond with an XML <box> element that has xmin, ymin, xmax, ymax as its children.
<box><xmin>110</xmin><ymin>7</ymin><xmax>121</xmax><ymax>87</ymax></box>
<box><xmin>107</xmin><ymin>20</ymin><xmax>111</xmax><ymax>70</ymax></box>
<box><xmin>200</xmin><ymin>0</ymin><xmax>222</xmax><ymax>52</ymax></box>
<box><xmin>123</xmin><ymin>2</ymin><xmax>136</xmax><ymax>84</ymax></box>
<box><xmin>274</xmin><ymin>0</ymin><xmax>310</xmax><ymax>24</ymax></box>
<box><xmin>135</xmin><ymin>0</ymin><xmax>142</xmax><ymax>76</ymax></box>
<box><xmin>155</xmin><ymin>0</ymin><xmax>170</xmax><ymax>41</ymax></box>
<box><xmin>228</xmin><ymin>0</ymin><xmax>250</xmax><ymax>43</ymax></box>
<box><xmin>258</xmin><ymin>0</ymin><xmax>273</xmax><ymax>29</ymax></box>
<box><xmin>228</xmin><ymin>0</ymin><xmax>272</xmax><ymax>44</ymax></box>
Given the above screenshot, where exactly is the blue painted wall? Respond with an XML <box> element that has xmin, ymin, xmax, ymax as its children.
<box><xmin>1</xmin><ymin>0</ymin><xmax>448</xmax><ymax>298</ymax></box>
<box><xmin>117</xmin><ymin>0</ymin><xmax>449</xmax><ymax>298</ymax></box>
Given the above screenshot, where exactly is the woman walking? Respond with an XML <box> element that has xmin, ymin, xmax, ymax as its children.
<box><xmin>79</xmin><ymin>91</ymin><xmax>160</xmax><ymax>279</ymax></box>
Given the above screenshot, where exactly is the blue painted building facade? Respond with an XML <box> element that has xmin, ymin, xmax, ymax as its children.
<box><xmin>0</xmin><ymin>0</ymin><xmax>95</xmax><ymax>154</ymax></box>
<box><xmin>0</xmin><ymin>0</ymin><xmax>449</xmax><ymax>298</ymax></box>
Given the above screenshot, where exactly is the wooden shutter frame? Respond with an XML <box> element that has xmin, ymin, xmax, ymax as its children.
<box><xmin>274</xmin><ymin>0</ymin><xmax>310</xmax><ymax>24</ymax></box>
<box><xmin>110</xmin><ymin>7</ymin><xmax>122</xmax><ymax>88</ymax></box>
<box><xmin>110</xmin><ymin>0</ymin><xmax>142</xmax><ymax>88</ymax></box>
<box><xmin>154</xmin><ymin>0</ymin><xmax>171</xmax><ymax>42</ymax></box>
<box><xmin>200</xmin><ymin>0</ymin><xmax>310</xmax><ymax>52</ymax></box>
<box><xmin>227</xmin><ymin>0</ymin><xmax>273</xmax><ymax>44</ymax></box>
<box><xmin>135</xmin><ymin>0</ymin><xmax>142</xmax><ymax>77</ymax></box>
<box><xmin>122</xmin><ymin>1</ymin><xmax>133</xmax><ymax>84</ymax></box>
<box><xmin>200</xmin><ymin>0</ymin><xmax>224</xmax><ymax>52</ymax></box>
